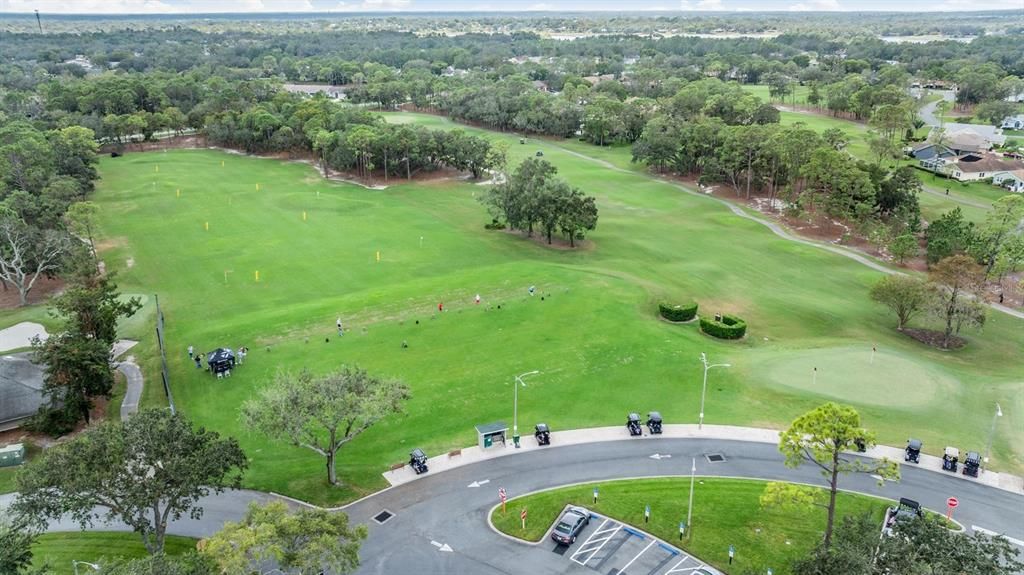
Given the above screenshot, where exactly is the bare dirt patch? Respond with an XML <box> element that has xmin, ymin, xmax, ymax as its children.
<box><xmin>0</xmin><ymin>277</ymin><xmax>65</xmax><ymax>309</ymax></box>
<box><xmin>901</xmin><ymin>327</ymin><xmax>966</xmax><ymax>350</ymax></box>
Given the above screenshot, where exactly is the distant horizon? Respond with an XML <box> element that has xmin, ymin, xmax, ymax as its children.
<box><xmin>0</xmin><ymin>0</ymin><xmax>1020</xmax><ymax>17</ymax></box>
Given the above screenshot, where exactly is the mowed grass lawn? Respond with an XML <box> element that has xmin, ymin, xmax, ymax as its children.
<box><xmin>87</xmin><ymin>114</ymin><xmax>1024</xmax><ymax>505</ymax></box>
<box><xmin>491</xmin><ymin>478</ymin><xmax>890</xmax><ymax>575</ymax></box>
<box><xmin>32</xmin><ymin>532</ymin><xmax>195</xmax><ymax>574</ymax></box>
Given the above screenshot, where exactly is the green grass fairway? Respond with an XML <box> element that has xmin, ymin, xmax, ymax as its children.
<box><xmin>491</xmin><ymin>478</ymin><xmax>889</xmax><ymax>575</ymax></box>
<box><xmin>32</xmin><ymin>532</ymin><xmax>195</xmax><ymax>574</ymax></box>
<box><xmin>757</xmin><ymin>346</ymin><xmax>956</xmax><ymax>408</ymax></box>
<box><xmin>77</xmin><ymin>113</ymin><xmax>1024</xmax><ymax>505</ymax></box>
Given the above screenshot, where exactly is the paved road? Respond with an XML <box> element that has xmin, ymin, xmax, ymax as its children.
<box><xmin>343</xmin><ymin>439</ymin><xmax>1023</xmax><ymax>575</ymax></box>
<box><xmin>917</xmin><ymin>90</ymin><xmax>956</xmax><ymax>128</ymax></box>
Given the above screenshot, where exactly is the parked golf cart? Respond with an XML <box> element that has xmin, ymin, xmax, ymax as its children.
<box><xmin>882</xmin><ymin>497</ymin><xmax>922</xmax><ymax>536</ymax></box>
<box><xmin>627</xmin><ymin>412</ymin><xmax>643</xmax><ymax>436</ymax></box>
<box><xmin>962</xmin><ymin>451</ymin><xmax>981</xmax><ymax>477</ymax></box>
<box><xmin>535</xmin><ymin>423</ymin><xmax>551</xmax><ymax>446</ymax></box>
<box><xmin>853</xmin><ymin>437</ymin><xmax>867</xmax><ymax>452</ymax></box>
<box><xmin>647</xmin><ymin>411</ymin><xmax>663</xmax><ymax>435</ymax></box>
<box><xmin>942</xmin><ymin>446</ymin><xmax>959</xmax><ymax>472</ymax></box>
<box><xmin>409</xmin><ymin>448</ymin><xmax>429</xmax><ymax>475</ymax></box>
<box><xmin>905</xmin><ymin>438</ymin><xmax>922</xmax><ymax>463</ymax></box>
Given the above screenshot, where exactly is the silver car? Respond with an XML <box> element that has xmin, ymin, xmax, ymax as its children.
<box><xmin>550</xmin><ymin>506</ymin><xmax>590</xmax><ymax>545</ymax></box>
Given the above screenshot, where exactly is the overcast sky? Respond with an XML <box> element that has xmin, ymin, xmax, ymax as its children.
<box><xmin>0</xmin><ymin>0</ymin><xmax>1014</xmax><ymax>16</ymax></box>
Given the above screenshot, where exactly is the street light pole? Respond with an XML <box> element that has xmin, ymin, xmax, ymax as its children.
<box><xmin>699</xmin><ymin>353</ymin><xmax>731</xmax><ymax>430</ymax></box>
<box><xmin>72</xmin><ymin>561</ymin><xmax>99</xmax><ymax>575</ymax></box>
<box><xmin>513</xmin><ymin>370</ymin><xmax>539</xmax><ymax>448</ymax></box>
<box><xmin>984</xmin><ymin>402</ymin><xmax>1003</xmax><ymax>465</ymax></box>
<box><xmin>686</xmin><ymin>457</ymin><xmax>696</xmax><ymax>538</ymax></box>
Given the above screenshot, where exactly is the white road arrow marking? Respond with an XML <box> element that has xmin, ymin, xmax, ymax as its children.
<box><xmin>431</xmin><ymin>540</ymin><xmax>454</xmax><ymax>552</ymax></box>
<box><xmin>467</xmin><ymin>479</ymin><xmax>491</xmax><ymax>488</ymax></box>
<box><xmin>972</xmin><ymin>526</ymin><xmax>1024</xmax><ymax>547</ymax></box>
<box><xmin>650</xmin><ymin>454</ymin><xmax>672</xmax><ymax>460</ymax></box>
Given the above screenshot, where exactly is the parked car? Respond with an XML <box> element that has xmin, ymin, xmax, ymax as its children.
<box><xmin>550</xmin><ymin>506</ymin><xmax>590</xmax><ymax>545</ymax></box>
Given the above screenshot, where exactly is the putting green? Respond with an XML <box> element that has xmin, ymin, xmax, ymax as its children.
<box><xmin>758</xmin><ymin>346</ymin><xmax>956</xmax><ymax>408</ymax></box>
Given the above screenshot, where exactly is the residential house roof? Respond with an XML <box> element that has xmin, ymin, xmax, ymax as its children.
<box><xmin>953</xmin><ymin>154</ymin><xmax>1023</xmax><ymax>175</ymax></box>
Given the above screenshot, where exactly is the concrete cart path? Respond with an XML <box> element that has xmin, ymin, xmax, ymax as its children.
<box><xmin>382</xmin><ymin>424</ymin><xmax>1024</xmax><ymax>496</ymax></box>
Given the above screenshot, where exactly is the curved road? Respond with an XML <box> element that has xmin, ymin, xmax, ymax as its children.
<box><xmin>343</xmin><ymin>439</ymin><xmax>1024</xmax><ymax>575</ymax></box>
<box><xmin>9</xmin><ymin>438</ymin><xmax>1019</xmax><ymax>574</ymax></box>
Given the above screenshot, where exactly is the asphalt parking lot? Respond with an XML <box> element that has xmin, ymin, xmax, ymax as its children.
<box><xmin>548</xmin><ymin>511</ymin><xmax>722</xmax><ymax>575</ymax></box>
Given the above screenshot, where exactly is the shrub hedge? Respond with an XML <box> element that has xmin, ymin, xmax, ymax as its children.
<box><xmin>659</xmin><ymin>301</ymin><xmax>698</xmax><ymax>322</ymax></box>
<box><xmin>699</xmin><ymin>314</ymin><xmax>747</xmax><ymax>339</ymax></box>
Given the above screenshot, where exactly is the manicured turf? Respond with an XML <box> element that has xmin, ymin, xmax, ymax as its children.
<box><xmin>31</xmin><ymin>532</ymin><xmax>196</xmax><ymax>574</ymax></box>
<box><xmin>490</xmin><ymin>477</ymin><xmax>890</xmax><ymax>575</ymax></box>
<box><xmin>60</xmin><ymin>112</ymin><xmax>1024</xmax><ymax>505</ymax></box>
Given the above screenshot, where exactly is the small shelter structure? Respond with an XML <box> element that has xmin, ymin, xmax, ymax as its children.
<box><xmin>475</xmin><ymin>421</ymin><xmax>508</xmax><ymax>449</ymax></box>
<box><xmin>206</xmin><ymin>348</ymin><xmax>235</xmax><ymax>375</ymax></box>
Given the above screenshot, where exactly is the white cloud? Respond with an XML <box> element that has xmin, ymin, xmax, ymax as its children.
<box><xmin>527</xmin><ymin>2</ymin><xmax>553</xmax><ymax>8</ymax></box>
<box><xmin>936</xmin><ymin>0</ymin><xmax>1009</xmax><ymax>9</ymax></box>
<box><xmin>789</xmin><ymin>0</ymin><xmax>841</xmax><ymax>10</ymax></box>
<box><xmin>335</xmin><ymin>0</ymin><xmax>411</xmax><ymax>10</ymax></box>
<box><xmin>680</xmin><ymin>0</ymin><xmax>723</xmax><ymax>9</ymax></box>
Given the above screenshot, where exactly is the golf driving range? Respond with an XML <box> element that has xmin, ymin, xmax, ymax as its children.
<box><xmin>85</xmin><ymin>113</ymin><xmax>1023</xmax><ymax>505</ymax></box>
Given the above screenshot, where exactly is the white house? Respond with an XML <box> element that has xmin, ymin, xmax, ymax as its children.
<box><xmin>992</xmin><ymin>170</ymin><xmax>1024</xmax><ymax>193</ymax></box>
<box><xmin>949</xmin><ymin>153</ymin><xmax>1023</xmax><ymax>182</ymax></box>
<box><xmin>1001</xmin><ymin>115</ymin><xmax>1024</xmax><ymax>131</ymax></box>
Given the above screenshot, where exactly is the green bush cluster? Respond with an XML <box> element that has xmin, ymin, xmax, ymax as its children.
<box><xmin>699</xmin><ymin>314</ymin><xmax>747</xmax><ymax>339</ymax></box>
<box><xmin>658</xmin><ymin>301</ymin><xmax>698</xmax><ymax>322</ymax></box>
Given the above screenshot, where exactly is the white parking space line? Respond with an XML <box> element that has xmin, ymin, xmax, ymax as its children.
<box><xmin>570</xmin><ymin>518</ymin><xmax>622</xmax><ymax>566</ymax></box>
<box><xmin>664</xmin><ymin>555</ymin><xmax>710</xmax><ymax>574</ymax></box>
<box><xmin>615</xmin><ymin>540</ymin><xmax>656</xmax><ymax>575</ymax></box>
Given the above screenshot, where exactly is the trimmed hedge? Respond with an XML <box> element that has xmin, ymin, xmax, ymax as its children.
<box><xmin>699</xmin><ymin>313</ymin><xmax>747</xmax><ymax>340</ymax></box>
<box><xmin>659</xmin><ymin>301</ymin><xmax>698</xmax><ymax>322</ymax></box>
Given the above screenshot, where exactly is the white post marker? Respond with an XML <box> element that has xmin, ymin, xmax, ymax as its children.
<box><xmin>679</xmin><ymin>521</ymin><xmax>686</xmax><ymax>541</ymax></box>
<box><xmin>644</xmin><ymin>504</ymin><xmax>650</xmax><ymax>523</ymax></box>
<box><xmin>593</xmin><ymin>487</ymin><xmax>599</xmax><ymax>504</ymax></box>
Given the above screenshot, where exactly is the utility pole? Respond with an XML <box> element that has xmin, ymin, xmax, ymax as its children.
<box><xmin>35</xmin><ymin>10</ymin><xmax>43</xmax><ymax>33</ymax></box>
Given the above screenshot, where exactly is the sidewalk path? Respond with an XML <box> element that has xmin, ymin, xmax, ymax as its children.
<box><xmin>383</xmin><ymin>424</ymin><xmax>1024</xmax><ymax>495</ymax></box>
<box><xmin>112</xmin><ymin>340</ymin><xmax>141</xmax><ymax>420</ymax></box>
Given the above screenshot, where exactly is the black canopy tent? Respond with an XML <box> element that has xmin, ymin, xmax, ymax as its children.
<box><xmin>206</xmin><ymin>348</ymin><xmax>235</xmax><ymax>374</ymax></box>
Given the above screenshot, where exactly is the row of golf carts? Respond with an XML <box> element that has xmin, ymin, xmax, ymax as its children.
<box><xmin>406</xmin><ymin>423</ymin><xmax>554</xmax><ymax>475</ymax></box>
<box><xmin>904</xmin><ymin>439</ymin><xmax>982</xmax><ymax>478</ymax></box>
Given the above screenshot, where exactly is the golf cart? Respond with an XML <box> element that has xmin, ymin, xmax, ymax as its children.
<box><xmin>882</xmin><ymin>497</ymin><xmax>922</xmax><ymax>536</ymax></box>
<box><xmin>962</xmin><ymin>451</ymin><xmax>981</xmax><ymax>477</ymax></box>
<box><xmin>853</xmin><ymin>437</ymin><xmax>867</xmax><ymax>452</ymax></box>
<box><xmin>905</xmin><ymin>438</ymin><xmax>922</xmax><ymax>464</ymax></box>
<box><xmin>535</xmin><ymin>423</ymin><xmax>551</xmax><ymax>446</ymax></box>
<box><xmin>536</xmin><ymin>150</ymin><xmax>544</xmax><ymax>157</ymax></box>
<box><xmin>647</xmin><ymin>411</ymin><xmax>663</xmax><ymax>435</ymax></box>
<box><xmin>942</xmin><ymin>446</ymin><xmax>959</xmax><ymax>472</ymax></box>
<box><xmin>627</xmin><ymin>413</ymin><xmax>643</xmax><ymax>436</ymax></box>
<box><xmin>409</xmin><ymin>448</ymin><xmax>429</xmax><ymax>475</ymax></box>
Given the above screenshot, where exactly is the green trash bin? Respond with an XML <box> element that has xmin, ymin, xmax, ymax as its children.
<box><xmin>0</xmin><ymin>443</ymin><xmax>25</xmax><ymax>468</ymax></box>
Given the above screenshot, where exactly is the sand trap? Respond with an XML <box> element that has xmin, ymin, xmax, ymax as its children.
<box><xmin>0</xmin><ymin>322</ymin><xmax>49</xmax><ymax>352</ymax></box>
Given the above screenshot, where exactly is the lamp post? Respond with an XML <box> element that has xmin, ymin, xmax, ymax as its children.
<box><xmin>73</xmin><ymin>561</ymin><xmax>100</xmax><ymax>575</ymax></box>
<box><xmin>699</xmin><ymin>353</ymin><xmax>731</xmax><ymax>430</ymax></box>
<box><xmin>984</xmin><ymin>402</ymin><xmax>1003</xmax><ymax>465</ymax></box>
<box><xmin>513</xmin><ymin>370</ymin><xmax>539</xmax><ymax>448</ymax></box>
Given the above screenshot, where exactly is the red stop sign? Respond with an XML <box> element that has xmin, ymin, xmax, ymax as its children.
<box><xmin>947</xmin><ymin>497</ymin><xmax>959</xmax><ymax>509</ymax></box>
